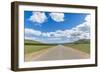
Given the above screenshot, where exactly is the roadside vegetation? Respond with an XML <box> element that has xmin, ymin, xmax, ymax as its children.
<box><xmin>25</xmin><ymin>39</ymin><xmax>90</xmax><ymax>54</ymax></box>
<box><xmin>25</xmin><ymin>45</ymin><xmax>52</xmax><ymax>54</ymax></box>
<box><xmin>24</xmin><ymin>40</ymin><xmax>55</xmax><ymax>54</ymax></box>
<box><xmin>64</xmin><ymin>39</ymin><xmax>90</xmax><ymax>54</ymax></box>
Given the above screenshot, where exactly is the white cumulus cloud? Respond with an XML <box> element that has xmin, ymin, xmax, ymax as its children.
<box><xmin>25</xmin><ymin>28</ymin><xmax>41</xmax><ymax>36</ymax></box>
<box><xmin>49</xmin><ymin>12</ymin><xmax>64</xmax><ymax>22</ymax></box>
<box><xmin>29</xmin><ymin>12</ymin><xmax>47</xmax><ymax>24</ymax></box>
<box><xmin>40</xmin><ymin>15</ymin><xmax>90</xmax><ymax>41</ymax></box>
<box><xmin>85</xmin><ymin>14</ymin><xmax>91</xmax><ymax>25</ymax></box>
<box><xmin>25</xmin><ymin>15</ymin><xmax>90</xmax><ymax>43</ymax></box>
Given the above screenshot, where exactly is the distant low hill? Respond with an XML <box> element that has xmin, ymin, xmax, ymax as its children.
<box><xmin>72</xmin><ymin>39</ymin><xmax>90</xmax><ymax>44</ymax></box>
<box><xmin>24</xmin><ymin>39</ymin><xmax>90</xmax><ymax>45</ymax></box>
<box><xmin>24</xmin><ymin>40</ymin><xmax>57</xmax><ymax>45</ymax></box>
<box><xmin>25</xmin><ymin>40</ymin><xmax>43</xmax><ymax>44</ymax></box>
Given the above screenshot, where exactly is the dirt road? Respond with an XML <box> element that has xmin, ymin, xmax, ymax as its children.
<box><xmin>25</xmin><ymin>45</ymin><xmax>89</xmax><ymax>61</ymax></box>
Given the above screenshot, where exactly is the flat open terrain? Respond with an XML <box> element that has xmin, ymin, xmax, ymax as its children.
<box><xmin>24</xmin><ymin>40</ymin><xmax>90</xmax><ymax>61</ymax></box>
<box><xmin>65</xmin><ymin>43</ymin><xmax>90</xmax><ymax>54</ymax></box>
<box><xmin>25</xmin><ymin>40</ymin><xmax>55</xmax><ymax>54</ymax></box>
<box><xmin>25</xmin><ymin>45</ymin><xmax>90</xmax><ymax>61</ymax></box>
<box><xmin>25</xmin><ymin>45</ymin><xmax>53</xmax><ymax>54</ymax></box>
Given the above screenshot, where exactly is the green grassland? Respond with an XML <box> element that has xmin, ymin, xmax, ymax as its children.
<box><xmin>25</xmin><ymin>39</ymin><xmax>90</xmax><ymax>54</ymax></box>
<box><xmin>25</xmin><ymin>45</ymin><xmax>53</xmax><ymax>54</ymax></box>
<box><xmin>24</xmin><ymin>40</ymin><xmax>55</xmax><ymax>54</ymax></box>
<box><xmin>64</xmin><ymin>39</ymin><xmax>90</xmax><ymax>54</ymax></box>
<box><xmin>64</xmin><ymin>43</ymin><xmax>90</xmax><ymax>54</ymax></box>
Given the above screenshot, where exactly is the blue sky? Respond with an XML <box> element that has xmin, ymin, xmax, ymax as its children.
<box><xmin>24</xmin><ymin>11</ymin><xmax>90</xmax><ymax>44</ymax></box>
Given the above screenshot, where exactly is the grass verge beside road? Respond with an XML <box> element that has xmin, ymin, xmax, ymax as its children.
<box><xmin>25</xmin><ymin>45</ymin><xmax>54</xmax><ymax>54</ymax></box>
<box><xmin>64</xmin><ymin>43</ymin><xmax>90</xmax><ymax>54</ymax></box>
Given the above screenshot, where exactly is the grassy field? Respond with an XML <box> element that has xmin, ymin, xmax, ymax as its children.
<box><xmin>24</xmin><ymin>40</ymin><xmax>90</xmax><ymax>54</ymax></box>
<box><xmin>64</xmin><ymin>43</ymin><xmax>90</xmax><ymax>54</ymax></box>
<box><xmin>24</xmin><ymin>40</ymin><xmax>57</xmax><ymax>54</ymax></box>
<box><xmin>25</xmin><ymin>45</ymin><xmax>54</xmax><ymax>54</ymax></box>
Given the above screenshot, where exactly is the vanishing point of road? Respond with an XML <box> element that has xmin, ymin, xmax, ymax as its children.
<box><xmin>25</xmin><ymin>45</ymin><xmax>90</xmax><ymax>61</ymax></box>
